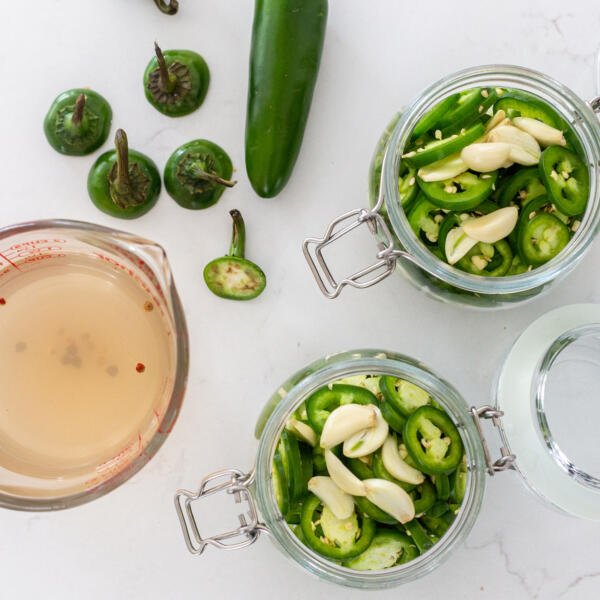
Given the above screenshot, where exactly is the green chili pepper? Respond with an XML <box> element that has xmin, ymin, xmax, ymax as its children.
<box><xmin>420</xmin><ymin>512</ymin><xmax>455</xmax><ymax>538</ymax></box>
<box><xmin>407</xmin><ymin>195</ymin><xmax>446</xmax><ymax>247</ymax></box>
<box><xmin>517</xmin><ymin>212</ymin><xmax>570</xmax><ymax>266</ymax></box>
<box><xmin>379</xmin><ymin>376</ymin><xmax>432</xmax><ymax>417</ymax></box>
<box><xmin>402</xmin><ymin>519</ymin><xmax>435</xmax><ymax>554</ymax></box>
<box><xmin>164</xmin><ymin>139</ymin><xmax>236</xmax><ymax>209</ymax></box>
<box><xmin>306</xmin><ymin>384</ymin><xmax>378</xmax><ymax>434</ymax></box>
<box><xmin>273</xmin><ymin>449</ymin><xmax>290</xmax><ymax>517</ymax></box>
<box><xmin>455</xmin><ymin>240</ymin><xmax>513</xmax><ymax>277</ymax></box>
<box><xmin>343</xmin><ymin>530</ymin><xmax>418</xmax><ymax>570</ymax></box>
<box><xmin>427</xmin><ymin>501</ymin><xmax>450</xmax><ymax>518</ymax></box>
<box><xmin>410</xmin><ymin>479</ymin><xmax>436</xmax><ymax>515</ymax></box>
<box><xmin>379</xmin><ymin>397</ymin><xmax>407</xmax><ymax>434</ymax></box>
<box><xmin>433</xmin><ymin>473</ymin><xmax>450</xmax><ymax>501</ymax></box>
<box><xmin>245</xmin><ymin>0</ymin><xmax>328</xmax><ymax>198</ymax></box>
<box><xmin>498</xmin><ymin>167</ymin><xmax>546</xmax><ymax>208</ymax></box>
<box><xmin>203</xmin><ymin>210</ymin><xmax>267</xmax><ymax>300</ymax></box>
<box><xmin>439</xmin><ymin>88</ymin><xmax>499</xmax><ymax>137</ymax></box>
<box><xmin>404</xmin><ymin>123</ymin><xmax>485</xmax><ymax>169</ymax></box>
<box><xmin>418</xmin><ymin>170</ymin><xmax>497</xmax><ymax>211</ymax></box>
<box><xmin>450</xmin><ymin>457</ymin><xmax>467</xmax><ymax>504</ymax></box>
<box><xmin>44</xmin><ymin>89</ymin><xmax>112</xmax><ymax>156</ymax></box>
<box><xmin>539</xmin><ymin>146</ymin><xmax>589</xmax><ymax>216</ymax></box>
<box><xmin>87</xmin><ymin>129</ymin><xmax>160</xmax><ymax>219</ymax></box>
<box><xmin>412</xmin><ymin>94</ymin><xmax>459</xmax><ymax>139</ymax></box>
<box><xmin>144</xmin><ymin>43</ymin><xmax>210</xmax><ymax>117</ymax></box>
<box><xmin>300</xmin><ymin>495</ymin><xmax>376</xmax><ymax>560</ymax></box>
<box><xmin>153</xmin><ymin>0</ymin><xmax>179</xmax><ymax>14</ymax></box>
<box><xmin>404</xmin><ymin>406</ymin><xmax>464</xmax><ymax>475</ymax></box>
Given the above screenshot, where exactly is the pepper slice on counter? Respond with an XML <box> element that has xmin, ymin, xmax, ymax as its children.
<box><xmin>539</xmin><ymin>146</ymin><xmax>589</xmax><ymax>216</ymax></box>
<box><xmin>404</xmin><ymin>406</ymin><xmax>464</xmax><ymax>475</ymax></box>
<box><xmin>164</xmin><ymin>139</ymin><xmax>236</xmax><ymax>209</ymax></box>
<box><xmin>418</xmin><ymin>170</ymin><xmax>497</xmax><ymax>211</ymax></box>
<box><xmin>203</xmin><ymin>210</ymin><xmax>267</xmax><ymax>300</ymax></box>
<box><xmin>306</xmin><ymin>384</ymin><xmax>378</xmax><ymax>434</ymax></box>
<box><xmin>44</xmin><ymin>88</ymin><xmax>112</xmax><ymax>156</ymax></box>
<box><xmin>143</xmin><ymin>43</ymin><xmax>209</xmax><ymax>117</ymax></box>
<box><xmin>300</xmin><ymin>495</ymin><xmax>376</xmax><ymax>560</ymax></box>
<box><xmin>87</xmin><ymin>129</ymin><xmax>161</xmax><ymax>219</ymax></box>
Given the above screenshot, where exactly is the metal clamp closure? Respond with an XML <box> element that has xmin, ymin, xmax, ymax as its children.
<box><xmin>174</xmin><ymin>468</ymin><xmax>266</xmax><ymax>555</ymax></box>
<box><xmin>302</xmin><ymin>208</ymin><xmax>405</xmax><ymax>299</ymax></box>
<box><xmin>470</xmin><ymin>406</ymin><xmax>516</xmax><ymax>476</ymax></box>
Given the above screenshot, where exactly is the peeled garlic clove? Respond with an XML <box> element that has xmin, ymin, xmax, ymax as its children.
<box><xmin>343</xmin><ymin>407</ymin><xmax>389</xmax><ymax>458</ymax></box>
<box><xmin>484</xmin><ymin>109</ymin><xmax>507</xmax><ymax>132</ymax></box>
<box><xmin>508</xmin><ymin>144</ymin><xmax>540</xmax><ymax>166</ymax></box>
<box><xmin>488</xmin><ymin>125</ymin><xmax>541</xmax><ymax>164</ymax></box>
<box><xmin>381</xmin><ymin>436</ymin><xmax>425</xmax><ymax>485</ymax></box>
<box><xmin>324</xmin><ymin>449</ymin><xmax>367</xmax><ymax>496</ymax></box>
<box><xmin>417</xmin><ymin>153</ymin><xmax>468</xmax><ymax>182</ymax></box>
<box><xmin>363</xmin><ymin>479</ymin><xmax>415</xmax><ymax>524</ymax></box>
<box><xmin>307</xmin><ymin>476</ymin><xmax>354</xmax><ymax>520</ymax></box>
<box><xmin>320</xmin><ymin>404</ymin><xmax>377</xmax><ymax>449</ymax></box>
<box><xmin>287</xmin><ymin>418</ymin><xmax>318</xmax><ymax>447</ymax></box>
<box><xmin>513</xmin><ymin>117</ymin><xmax>566</xmax><ymax>147</ymax></box>
<box><xmin>461</xmin><ymin>142</ymin><xmax>512</xmax><ymax>172</ymax></box>
<box><xmin>444</xmin><ymin>226</ymin><xmax>479</xmax><ymax>265</ymax></box>
<box><xmin>462</xmin><ymin>206</ymin><xmax>518</xmax><ymax>244</ymax></box>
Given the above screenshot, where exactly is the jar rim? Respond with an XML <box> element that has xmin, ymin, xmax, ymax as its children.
<box><xmin>254</xmin><ymin>349</ymin><xmax>486</xmax><ymax>588</ymax></box>
<box><xmin>382</xmin><ymin>64</ymin><xmax>600</xmax><ymax>295</ymax></box>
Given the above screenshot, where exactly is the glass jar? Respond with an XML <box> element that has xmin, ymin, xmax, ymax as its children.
<box><xmin>174</xmin><ymin>304</ymin><xmax>600</xmax><ymax>588</ymax></box>
<box><xmin>303</xmin><ymin>65</ymin><xmax>600</xmax><ymax>307</ymax></box>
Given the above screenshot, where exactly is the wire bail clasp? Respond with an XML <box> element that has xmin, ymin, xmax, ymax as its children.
<box><xmin>470</xmin><ymin>406</ymin><xmax>517</xmax><ymax>476</ymax></box>
<box><xmin>174</xmin><ymin>468</ymin><xmax>265</xmax><ymax>556</ymax></box>
<box><xmin>303</xmin><ymin>208</ymin><xmax>404</xmax><ymax>299</ymax></box>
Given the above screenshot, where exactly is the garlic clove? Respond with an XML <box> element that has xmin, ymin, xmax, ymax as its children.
<box><xmin>488</xmin><ymin>125</ymin><xmax>541</xmax><ymax>164</ymax></box>
<box><xmin>462</xmin><ymin>206</ymin><xmax>518</xmax><ymax>244</ymax></box>
<box><xmin>343</xmin><ymin>407</ymin><xmax>389</xmax><ymax>458</ymax></box>
<box><xmin>320</xmin><ymin>404</ymin><xmax>377</xmax><ymax>449</ymax></box>
<box><xmin>461</xmin><ymin>142</ymin><xmax>512</xmax><ymax>172</ymax></box>
<box><xmin>484</xmin><ymin>109</ymin><xmax>508</xmax><ymax>132</ymax></box>
<box><xmin>381</xmin><ymin>436</ymin><xmax>425</xmax><ymax>485</ymax></box>
<box><xmin>418</xmin><ymin>153</ymin><xmax>468</xmax><ymax>182</ymax></box>
<box><xmin>324</xmin><ymin>449</ymin><xmax>367</xmax><ymax>496</ymax></box>
<box><xmin>512</xmin><ymin>117</ymin><xmax>566</xmax><ymax>147</ymax></box>
<box><xmin>363</xmin><ymin>479</ymin><xmax>415</xmax><ymax>524</ymax></box>
<box><xmin>307</xmin><ymin>476</ymin><xmax>355</xmax><ymax>520</ymax></box>
<box><xmin>287</xmin><ymin>418</ymin><xmax>318</xmax><ymax>447</ymax></box>
<box><xmin>444</xmin><ymin>226</ymin><xmax>479</xmax><ymax>265</ymax></box>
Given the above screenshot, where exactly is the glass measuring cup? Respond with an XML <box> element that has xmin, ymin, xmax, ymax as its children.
<box><xmin>0</xmin><ymin>219</ymin><xmax>188</xmax><ymax>511</ymax></box>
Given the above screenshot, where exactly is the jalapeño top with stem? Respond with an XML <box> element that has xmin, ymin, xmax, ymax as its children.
<box><xmin>144</xmin><ymin>43</ymin><xmax>210</xmax><ymax>117</ymax></box>
<box><xmin>164</xmin><ymin>139</ymin><xmax>236</xmax><ymax>209</ymax></box>
<box><xmin>203</xmin><ymin>210</ymin><xmax>266</xmax><ymax>300</ymax></box>
<box><xmin>44</xmin><ymin>88</ymin><xmax>112</xmax><ymax>156</ymax></box>
<box><xmin>87</xmin><ymin>129</ymin><xmax>161</xmax><ymax>219</ymax></box>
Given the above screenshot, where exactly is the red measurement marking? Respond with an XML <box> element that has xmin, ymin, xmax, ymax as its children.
<box><xmin>0</xmin><ymin>252</ymin><xmax>21</xmax><ymax>271</ymax></box>
<box><xmin>136</xmin><ymin>362</ymin><xmax>146</xmax><ymax>373</ymax></box>
<box><xmin>0</xmin><ymin>298</ymin><xmax>5</xmax><ymax>305</ymax></box>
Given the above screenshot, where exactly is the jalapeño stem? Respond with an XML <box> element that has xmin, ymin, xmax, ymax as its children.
<box><xmin>153</xmin><ymin>0</ymin><xmax>179</xmax><ymax>15</ymax></box>
<box><xmin>154</xmin><ymin>42</ymin><xmax>176</xmax><ymax>93</ymax></box>
<box><xmin>71</xmin><ymin>93</ymin><xmax>86</xmax><ymax>126</ymax></box>
<box><xmin>113</xmin><ymin>129</ymin><xmax>131</xmax><ymax>197</ymax></box>
<box><xmin>187</xmin><ymin>162</ymin><xmax>236</xmax><ymax>188</ymax></box>
<box><xmin>228</xmin><ymin>209</ymin><xmax>246</xmax><ymax>258</ymax></box>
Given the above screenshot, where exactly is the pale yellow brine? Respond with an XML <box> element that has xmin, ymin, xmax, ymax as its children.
<box><xmin>0</xmin><ymin>256</ymin><xmax>175</xmax><ymax>481</ymax></box>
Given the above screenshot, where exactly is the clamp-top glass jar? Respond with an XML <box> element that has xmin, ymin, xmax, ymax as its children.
<box><xmin>174</xmin><ymin>305</ymin><xmax>600</xmax><ymax>589</ymax></box>
<box><xmin>303</xmin><ymin>64</ymin><xmax>600</xmax><ymax>307</ymax></box>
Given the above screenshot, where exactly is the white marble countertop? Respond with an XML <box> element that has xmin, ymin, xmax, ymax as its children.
<box><xmin>1</xmin><ymin>0</ymin><xmax>600</xmax><ymax>598</ymax></box>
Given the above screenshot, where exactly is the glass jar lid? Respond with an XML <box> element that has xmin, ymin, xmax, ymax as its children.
<box><xmin>496</xmin><ymin>304</ymin><xmax>600</xmax><ymax>520</ymax></box>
